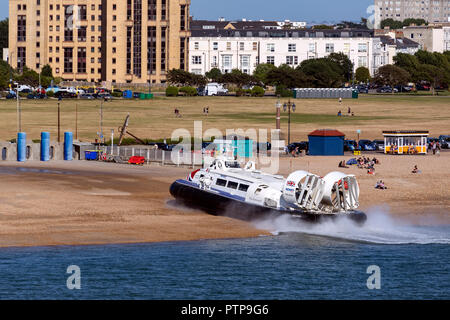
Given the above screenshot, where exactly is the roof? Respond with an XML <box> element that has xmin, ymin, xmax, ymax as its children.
<box><xmin>383</xmin><ymin>130</ymin><xmax>429</xmax><ymax>135</ymax></box>
<box><xmin>308</xmin><ymin>129</ymin><xmax>346</xmax><ymax>137</ymax></box>
<box><xmin>379</xmin><ymin>36</ymin><xmax>420</xmax><ymax>49</ymax></box>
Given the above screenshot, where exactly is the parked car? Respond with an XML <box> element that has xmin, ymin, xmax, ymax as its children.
<box><xmin>395</xmin><ymin>85</ymin><xmax>413</xmax><ymax>92</ymax></box>
<box><xmin>416</xmin><ymin>83</ymin><xmax>431</xmax><ymax>91</ymax></box>
<box><xmin>344</xmin><ymin>140</ymin><xmax>360</xmax><ymax>152</ymax></box>
<box><xmin>439</xmin><ymin>135</ymin><xmax>450</xmax><ymax>149</ymax></box>
<box><xmin>358</xmin><ymin>139</ymin><xmax>376</xmax><ymax>151</ymax></box>
<box><xmin>287</xmin><ymin>142</ymin><xmax>309</xmax><ymax>154</ymax></box>
<box><xmin>377</xmin><ymin>86</ymin><xmax>398</xmax><ymax>93</ymax></box>
<box><xmin>97</xmin><ymin>93</ymin><xmax>113</xmax><ymax>100</ymax></box>
<box><xmin>17</xmin><ymin>85</ymin><xmax>33</xmax><ymax>93</ymax></box>
<box><xmin>79</xmin><ymin>93</ymin><xmax>95</xmax><ymax>100</ymax></box>
<box><xmin>54</xmin><ymin>91</ymin><xmax>77</xmax><ymax>99</ymax></box>
<box><xmin>372</xmin><ymin>139</ymin><xmax>385</xmax><ymax>151</ymax></box>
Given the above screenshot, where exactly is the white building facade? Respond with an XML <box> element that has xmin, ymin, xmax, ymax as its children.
<box><xmin>189</xmin><ymin>29</ymin><xmax>384</xmax><ymax>77</ymax></box>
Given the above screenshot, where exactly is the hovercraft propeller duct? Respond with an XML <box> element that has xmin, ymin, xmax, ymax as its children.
<box><xmin>283</xmin><ymin>171</ymin><xmax>359</xmax><ymax>213</ymax></box>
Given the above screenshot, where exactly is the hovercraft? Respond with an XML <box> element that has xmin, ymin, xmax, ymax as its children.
<box><xmin>170</xmin><ymin>156</ymin><xmax>367</xmax><ymax>224</ymax></box>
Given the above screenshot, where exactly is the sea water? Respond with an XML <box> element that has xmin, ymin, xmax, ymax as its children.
<box><xmin>0</xmin><ymin>209</ymin><xmax>449</xmax><ymax>300</ymax></box>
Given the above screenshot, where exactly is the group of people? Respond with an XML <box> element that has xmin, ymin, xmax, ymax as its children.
<box><xmin>337</xmin><ymin>107</ymin><xmax>355</xmax><ymax>117</ymax></box>
<box><xmin>428</xmin><ymin>141</ymin><xmax>441</xmax><ymax>155</ymax></box>
<box><xmin>357</xmin><ymin>157</ymin><xmax>379</xmax><ymax>174</ymax></box>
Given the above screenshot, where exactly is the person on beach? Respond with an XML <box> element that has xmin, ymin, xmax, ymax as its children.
<box><xmin>338</xmin><ymin>160</ymin><xmax>349</xmax><ymax>168</ymax></box>
<box><xmin>412</xmin><ymin>165</ymin><xmax>421</xmax><ymax>174</ymax></box>
<box><xmin>337</xmin><ymin>110</ymin><xmax>342</xmax><ymax>117</ymax></box>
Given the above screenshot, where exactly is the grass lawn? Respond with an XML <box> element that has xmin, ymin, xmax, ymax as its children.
<box><xmin>0</xmin><ymin>95</ymin><xmax>449</xmax><ymax>142</ymax></box>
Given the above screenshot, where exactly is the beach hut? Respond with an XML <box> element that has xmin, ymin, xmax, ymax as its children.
<box><xmin>383</xmin><ymin>130</ymin><xmax>429</xmax><ymax>155</ymax></box>
<box><xmin>308</xmin><ymin>129</ymin><xmax>345</xmax><ymax>156</ymax></box>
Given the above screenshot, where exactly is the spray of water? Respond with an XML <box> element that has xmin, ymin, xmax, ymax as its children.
<box><xmin>252</xmin><ymin>206</ymin><xmax>450</xmax><ymax>245</ymax></box>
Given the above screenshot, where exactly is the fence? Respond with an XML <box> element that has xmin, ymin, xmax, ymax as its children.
<box><xmin>98</xmin><ymin>146</ymin><xmax>204</xmax><ymax>167</ymax></box>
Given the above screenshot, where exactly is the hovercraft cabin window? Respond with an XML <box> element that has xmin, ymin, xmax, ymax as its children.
<box><xmin>216</xmin><ymin>178</ymin><xmax>227</xmax><ymax>187</ymax></box>
<box><xmin>238</xmin><ymin>184</ymin><xmax>249</xmax><ymax>192</ymax></box>
<box><xmin>227</xmin><ymin>181</ymin><xmax>239</xmax><ymax>189</ymax></box>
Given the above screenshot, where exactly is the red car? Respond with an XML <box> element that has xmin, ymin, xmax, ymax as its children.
<box><xmin>128</xmin><ymin>156</ymin><xmax>145</xmax><ymax>165</ymax></box>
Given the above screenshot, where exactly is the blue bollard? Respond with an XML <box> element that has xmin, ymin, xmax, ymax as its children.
<box><xmin>17</xmin><ymin>132</ymin><xmax>26</xmax><ymax>162</ymax></box>
<box><xmin>64</xmin><ymin>132</ymin><xmax>73</xmax><ymax>161</ymax></box>
<box><xmin>41</xmin><ymin>132</ymin><xmax>50</xmax><ymax>161</ymax></box>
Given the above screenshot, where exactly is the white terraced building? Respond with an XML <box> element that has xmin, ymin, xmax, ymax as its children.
<box><xmin>189</xmin><ymin>26</ymin><xmax>390</xmax><ymax>77</ymax></box>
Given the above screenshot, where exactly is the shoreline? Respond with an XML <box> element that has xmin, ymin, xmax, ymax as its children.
<box><xmin>1</xmin><ymin>154</ymin><xmax>449</xmax><ymax>248</ymax></box>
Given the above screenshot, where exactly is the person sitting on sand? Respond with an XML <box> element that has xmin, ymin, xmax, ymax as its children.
<box><xmin>337</xmin><ymin>110</ymin><xmax>342</xmax><ymax>117</ymax></box>
<box><xmin>338</xmin><ymin>160</ymin><xmax>349</xmax><ymax>168</ymax></box>
<box><xmin>412</xmin><ymin>165</ymin><xmax>421</xmax><ymax>174</ymax></box>
<box><xmin>375</xmin><ymin>180</ymin><xmax>387</xmax><ymax>190</ymax></box>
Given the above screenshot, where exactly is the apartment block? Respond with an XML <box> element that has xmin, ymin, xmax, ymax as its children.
<box><xmin>375</xmin><ymin>0</ymin><xmax>450</xmax><ymax>26</ymax></box>
<box><xmin>9</xmin><ymin>0</ymin><xmax>190</xmax><ymax>84</ymax></box>
<box><xmin>189</xmin><ymin>27</ymin><xmax>384</xmax><ymax>76</ymax></box>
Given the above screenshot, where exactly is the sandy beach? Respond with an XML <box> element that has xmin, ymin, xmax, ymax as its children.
<box><xmin>0</xmin><ymin>153</ymin><xmax>449</xmax><ymax>248</ymax></box>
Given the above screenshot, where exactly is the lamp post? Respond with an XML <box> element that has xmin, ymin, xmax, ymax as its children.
<box><xmin>283</xmin><ymin>99</ymin><xmax>296</xmax><ymax>146</ymax></box>
<box><xmin>15</xmin><ymin>82</ymin><xmax>21</xmax><ymax>133</ymax></box>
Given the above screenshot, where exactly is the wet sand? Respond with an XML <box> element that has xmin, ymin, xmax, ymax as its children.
<box><xmin>0</xmin><ymin>153</ymin><xmax>449</xmax><ymax>248</ymax></box>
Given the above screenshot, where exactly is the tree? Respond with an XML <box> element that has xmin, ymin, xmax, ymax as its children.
<box><xmin>328</xmin><ymin>52</ymin><xmax>354</xmax><ymax>82</ymax></box>
<box><xmin>416</xmin><ymin>64</ymin><xmax>447</xmax><ymax>94</ymax></box>
<box><xmin>0</xmin><ymin>18</ymin><xmax>8</xmax><ymax>60</ymax></box>
<box><xmin>374</xmin><ymin>65</ymin><xmax>411</xmax><ymax>90</ymax></box>
<box><xmin>355</xmin><ymin>67</ymin><xmax>371</xmax><ymax>83</ymax></box>
<box><xmin>205</xmin><ymin>68</ymin><xmax>222</xmax><ymax>82</ymax></box>
<box><xmin>41</xmin><ymin>64</ymin><xmax>53</xmax><ymax>78</ymax></box>
<box><xmin>402</xmin><ymin>18</ymin><xmax>427</xmax><ymax>27</ymax></box>
<box><xmin>299</xmin><ymin>58</ymin><xmax>344</xmax><ymax>88</ymax></box>
<box><xmin>167</xmin><ymin>69</ymin><xmax>207</xmax><ymax>87</ymax></box>
<box><xmin>253</xmin><ymin>63</ymin><xmax>277</xmax><ymax>85</ymax></box>
<box><xmin>312</xmin><ymin>24</ymin><xmax>334</xmax><ymax>30</ymax></box>
<box><xmin>266</xmin><ymin>64</ymin><xmax>310</xmax><ymax>89</ymax></box>
<box><xmin>220</xmin><ymin>69</ymin><xmax>255</xmax><ymax>88</ymax></box>
<box><xmin>380</xmin><ymin>19</ymin><xmax>404</xmax><ymax>30</ymax></box>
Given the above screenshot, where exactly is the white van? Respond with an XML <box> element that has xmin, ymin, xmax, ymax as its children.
<box><xmin>203</xmin><ymin>83</ymin><xmax>228</xmax><ymax>96</ymax></box>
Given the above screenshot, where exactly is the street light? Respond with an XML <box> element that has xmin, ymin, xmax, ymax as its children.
<box><xmin>283</xmin><ymin>99</ymin><xmax>296</xmax><ymax>146</ymax></box>
<box><xmin>14</xmin><ymin>82</ymin><xmax>21</xmax><ymax>133</ymax></box>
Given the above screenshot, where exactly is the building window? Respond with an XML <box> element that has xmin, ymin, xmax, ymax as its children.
<box><xmin>17</xmin><ymin>47</ymin><xmax>26</xmax><ymax>71</ymax></box>
<box><xmin>222</xmin><ymin>55</ymin><xmax>233</xmax><ymax>72</ymax></box>
<box><xmin>133</xmin><ymin>0</ymin><xmax>142</xmax><ymax>78</ymax></box>
<box><xmin>288</xmin><ymin>43</ymin><xmax>296</xmax><ymax>52</ymax></box>
<box><xmin>253</xmin><ymin>42</ymin><xmax>258</xmax><ymax>51</ymax></box>
<box><xmin>64</xmin><ymin>6</ymin><xmax>74</xmax><ymax>41</ymax></box>
<box><xmin>77</xmin><ymin>47</ymin><xmax>87</xmax><ymax>73</ymax></box>
<box><xmin>180</xmin><ymin>37</ymin><xmax>186</xmax><ymax>70</ymax></box>
<box><xmin>267</xmin><ymin>56</ymin><xmax>275</xmax><ymax>65</ymax></box>
<box><xmin>240</xmin><ymin>42</ymin><xmax>245</xmax><ymax>51</ymax></box>
<box><xmin>267</xmin><ymin>43</ymin><xmax>275</xmax><ymax>52</ymax></box>
<box><xmin>64</xmin><ymin>48</ymin><xmax>73</xmax><ymax>73</ymax></box>
<box><xmin>161</xmin><ymin>27</ymin><xmax>167</xmax><ymax>72</ymax></box>
<box><xmin>147</xmin><ymin>26</ymin><xmax>157</xmax><ymax>75</ymax></box>
<box><xmin>194</xmin><ymin>42</ymin><xmax>199</xmax><ymax>50</ymax></box>
<box><xmin>17</xmin><ymin>15</ymin><xmax>27</xmax><ymax>42</ymax></box>
<box><xmin>286</xmin><ymin>56</ymin><xmax>298</xmax><ymax>65</ymax></box>
<box><xmin>192</xmin><ymin>56</ymin><xmax>202</xmax><ymax>65</ymax></box>
<box><xmin>358</xmin><ymin>43</ymin><xmax>368</xmax><ymax>53</ymax></box>
<box><xmin>147</xmin><ymin>0</ymin><xmax>156</xmax><ymax>20</ymax></box>
<box><xmin>161</xmin><ymin>0</ymin><xmax>167</xmax><ymax>20</ymax></box>
<box><xmin>326</xmin><ymin>43</ymin><xmax>334</xmax><ymax>53</ymax></box>
<box><xmin>78</xmin><ymin>26</ymin><xmax>87</xmax><ymax>42</ymax></box>
<box><xmin>213</xmin><ymin>42</ymin><xmax>218</xmax><ymax>50</ymax></box>
<box><xmin>180</xmin><ymin>5</ymin><xmax>186</xmax><ymax>31</ymax></box>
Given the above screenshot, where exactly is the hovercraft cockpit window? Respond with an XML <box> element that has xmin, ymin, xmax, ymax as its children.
<box><xmin>225</xmin><ymin>161</ymin><xmax>241</xmax><ymax>169</ymax></box>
